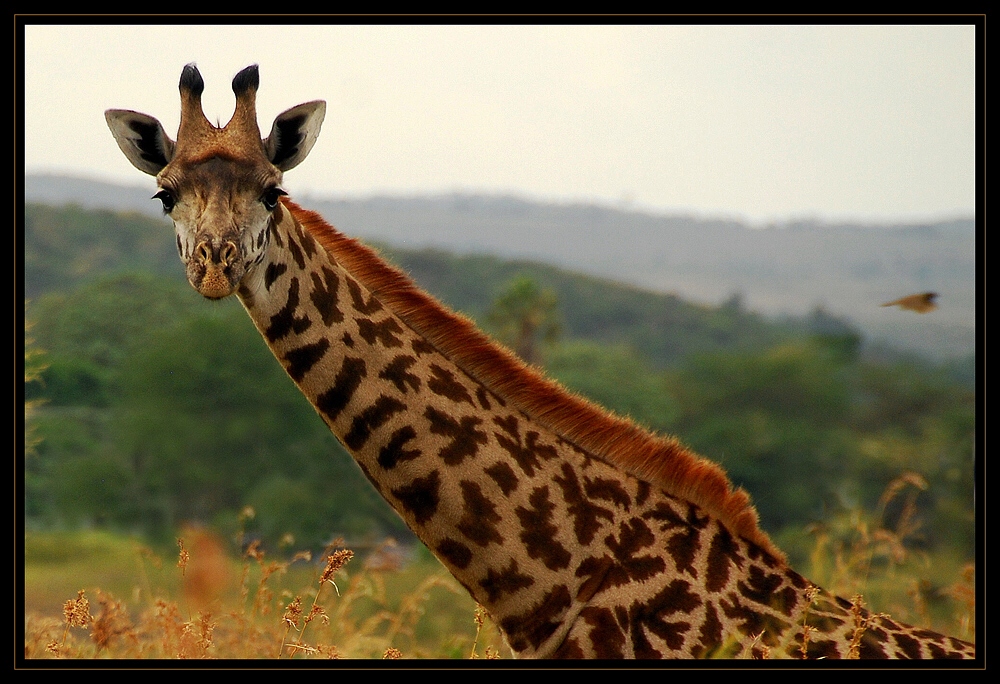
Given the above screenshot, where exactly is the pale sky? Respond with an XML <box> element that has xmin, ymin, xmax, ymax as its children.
<box><xmin>21</xmin><ymin>21</ymin><xmax>978</xmax><ymax>225</ymax></box>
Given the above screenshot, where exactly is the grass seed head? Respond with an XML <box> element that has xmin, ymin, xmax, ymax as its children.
<box><xmin>320</xmin><ymin>550</ymin><xmax>354</xmax><ymax>584</ymax></box>
<box><xmin>244</xmin><ymin>539</ymin><xmax>264</xmax><ymax>562</ymax></box>
<box><xmin>282</xmin><ymin>596</ymin><xmax>303</xmax><ymax>629</ymax></box>
<box><xmin>177</xmin><ymin>538</ymin><xmax>189</xmax><ymax>576</ymax></box>
<box><xmin>63</xmin><ymin>590</ymin><xmax>91</xmax><ymax>629</ymax></box>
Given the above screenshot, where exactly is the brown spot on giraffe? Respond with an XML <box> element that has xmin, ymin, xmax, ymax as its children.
<box><xmin>391</xmin><ymin>469</ymin><xmax>441</xmax><ymax>526</ymax></box>
<box><xmin>377</xmin><ymin>426</ymin><xmax>421</xmax><ymax>470</ymax></box>
<box><xmin>475</xmin><ymin>385</ymin><xmax>494</xmax><ymax>410</ymax></box>
<box><xmin>577</xmin><ymin>606</ymin><xmax>627</xmax><ymax>658</ymax></box>
<box><xmin>501</xmin><ymin>584</ymin><xmax>573</xmax><ymax>653</ymax></box>
<box><xmin>629</xmin><ymin>579</ymin><xmax>702</xmax><ymax>657</ymax></box>
<box><xmin>456</xmin><ymin>480</ymin><xmax>504</xmax><ymax>546</ymax></box>
<box><xmin>265</xmin><ymin>277</ymin><xmax>311</xmax><ymax>342</ymax></box>
<box><xmin>493</xmin><ymin>415</ymin><xmax>559</xmax><ymax>477</ymax></box>
<box><xmin>424</xmin><ymin>406</ymin><xmax>488</xmax><ymax>465</ymax></box>
<box><xmin>485</xmin><ymin>461</ymin><xmax>519</xmax><ymax>496</ymax></box>
<box><xmin>308</xmin><ymin>265</ymin><xmax>343</xmax><ymax>325</ymax></box>
<box><xmin>283</xmin><ymin>339</ymin><xmax>330</xmax><ymax>382</ymax></box>
<box><xmin>479</xmin><ymin>558</ymin><xmax>535</xmax><ymax>603</ymax></box>
<box><xmin>427</xmin><ymin>364</ymin><xmax>476</xmax><ymax>406</ymax></box>
<box><xmin>343</xmin><ymin>395</ymin><xmax>407</xmax><ymax>450</ymax></box>
<box><xmin>264</xmin><ymin>261</ymin><xmax>286</xmax><ymax>290</ymax></box>
<box><xmin>436</xmin><ymin>537</ymin><xmax>473</xmax><ymax>570</ymax></box>
<box><xmin>554</xmin><ymin>463</ymin><xmax>614</xmax><ymax>545</ymax></box>
<box><xmin>584</xmin><ymin>475</ymin><xmax>632</xmax><ymax>511</ymax></box>
<box><xmin>411</xmin><ymin>338</ymin><xmax>436</xmax><ymax>356</ymax></box>
<box><xmin>346</xmin><ymin>276</ymin><xmax>383</xmax><ymax>314</ymax></box>
<box><xmin>692</xmin><ymin>601</ymin><xmax>724</xmax><ymax>658</ymax></box>
<box><xmin>378</xmin><ymin>354</ymin><xmax>421</xmax><ymax>394</ymax></box>
<box><xmin>285</xmin><ymin>228</ymin><xmax>306</xmax><ymax>269</ymax></box>
<box><xmin>356</xmin><ymin>316</ymin><xmax>406</xmax><ymax>348</ymax></box>
<box><xmin>737</xmin><ymin>565</ymin><xmax>799</xmax><ymax>617</ymax></box>
<box><xmin>608</xmin><ymin>518</ymin><xmax>666</xmax><ymax>583</ymax></box>
<box><xmin>516</xmin><ymin>486</ymin><xmax>572</xmax><ymax>571</ymax></box>
<box><xmin>314</xmin><ymin>356</ymin><xmax>366</xmax><ymax>423</ymax></box>
<box><xmin>705</xmin><ymin>523</ymin><xmax>743</xmax><ymax>593</ymax></box>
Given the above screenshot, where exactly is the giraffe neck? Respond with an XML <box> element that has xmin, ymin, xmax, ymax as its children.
<box><xmin>237</xmin><ymin>199</ymin><xmax>616</xmax><ymax>654</ymax></box>
<box><xmin>232</xmin><ymin>199</ymin><xmax>975</xmax><ymax>659</ymax></box>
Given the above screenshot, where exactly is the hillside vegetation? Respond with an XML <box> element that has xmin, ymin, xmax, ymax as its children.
<box><xmin>24</xmin><ymin>203</ymin><xmax>975</xmax><ymax>566</ymax></box>
<box><xmin>25</xmin><ymin>174</ymin><xmax>977</xmax><ymax>360</ymax></box>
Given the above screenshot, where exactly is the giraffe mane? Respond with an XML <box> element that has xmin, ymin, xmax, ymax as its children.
<box><xmin>284</xmin><ymin>199</ymin><xmax>784</xmax><ymax>562</ymax></box>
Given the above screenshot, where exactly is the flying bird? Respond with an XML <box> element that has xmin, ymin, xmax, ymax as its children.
<box><xmin>881</xmin><ymin>292</ymin><xmax>938</xmax><ymax>313</ymax></box>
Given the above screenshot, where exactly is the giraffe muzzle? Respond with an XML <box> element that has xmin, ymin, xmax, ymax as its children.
<box><xmin>191</xmin><ymin>240</ymin><xmax>244</xmax><ymax>299</ymax></box>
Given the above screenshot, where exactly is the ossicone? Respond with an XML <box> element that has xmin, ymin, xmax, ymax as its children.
<box><xmin>232</xmin><ymin>64</ymin><xmax>260</xmax><ymax>96</ymax></box>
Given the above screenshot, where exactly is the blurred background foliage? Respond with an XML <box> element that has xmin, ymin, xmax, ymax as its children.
<box><xmin>23</xmin><ymin>204</ymin><xmax>976</xmax><ymax>574</ymax></box>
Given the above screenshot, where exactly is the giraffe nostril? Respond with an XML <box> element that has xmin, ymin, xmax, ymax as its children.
<box><xmin>221</xmin><ymin>241</ymin><xmax>239</xmax><ymax>266</ymax></box>
<box><xmin>195</xmin><ymin>241</ymin><xmax>213</xmax><ymax>264</ymax></box>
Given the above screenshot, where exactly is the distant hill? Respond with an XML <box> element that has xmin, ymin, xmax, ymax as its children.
<box><xmin>24</xmin><ymin>173</ymin><xmax>976</xmax><ymax>359</ymax></box>
<box><xmin>25</xmin><ymin>203</ymin><xmax>822</xmax><ymax>372</ymax></box>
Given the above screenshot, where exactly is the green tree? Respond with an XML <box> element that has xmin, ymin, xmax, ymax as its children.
<box><xmin>29</xmin><ymin>273</ymin><xmax>207</xmax><ymax>407</ymax></box>
<box><xmin>26</xmin><ymin>271</ymin><xmax>412</xmax><ymax>548</ymax></box>
<box><xmin>487</xmin><ymin>276</ymin><xmax>561</xmax><ymax>365</ymax></box>
<box><xmin>108</xmin><ymin>308</ymin><xmax>408</xmax><ymax>547</ymax></box>
<box><xmin>24</xmin><ymin>305</ymin><xmax>47</xmax><ymax>457</ymax></box>
<box><xmin>665</xmin><ymin>340</ymin><xmax>974</xmax><ymax>563</ymax></box>
<box><xmin>24</xmin><ymin>305</ymin><xmax>50</xmax><ymax>523</ymax></box>
<box><xmin>546</xmin><ymin>341</ymin><xmax>679</xmax><ymax>434</ymax></box>
<box><xmin>25</xmin><ymin>203</ymin><xmax>177</xmax><ymax>299</ymax></box>
<box><xmin>668</xmin><ymin>341</ymin><xmax>863</xmax><ymax>533</ymax></box>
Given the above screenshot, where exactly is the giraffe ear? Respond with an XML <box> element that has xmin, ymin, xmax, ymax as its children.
<box><xmin>264</xmin><ymin>100</ymin><xmax>326</xmax><ymax>171</ymax></box>
<box><xmin>105</xmin><ymin>109</ymin><xmax>176</xmax><ymax>176</ymax></box>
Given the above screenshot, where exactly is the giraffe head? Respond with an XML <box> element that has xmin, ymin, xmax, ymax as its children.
<box><xmin>105</xmin><ymin>64</ymin><xmax>326</xmax><ymax>299</ymax></box>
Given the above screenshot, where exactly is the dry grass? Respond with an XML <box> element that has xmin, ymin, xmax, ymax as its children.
<box><xmin>23</xmin><ymin>474</ymin><xmax>974</xmax><ymax>660</ymax></box>
<box><xmin>24</xmin><ymin>525</ymin><xmax>509</xmax><ymax>660</ymax></box>
<box><xmin>708</xmin><ymin>472</ymin><xmax>975</xmax><ymax>660</ymax></box>
<box><xmin>798</xmin><ymin>472</ymin><xmax>976</xmax><ymax>643</ymax></box>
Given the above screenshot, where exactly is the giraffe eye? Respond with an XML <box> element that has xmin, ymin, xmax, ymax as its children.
<box><xmin>261</xmin><ymin>187</ymin><xmax>287</xmax><ymax>212</ymax></box>
<box><xmin>152</xmin><ymin>189</ymin><xmax>176</xmax><ymax>214</ymax></box>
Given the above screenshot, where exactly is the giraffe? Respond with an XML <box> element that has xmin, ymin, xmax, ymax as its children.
<box><xmin>104</xmin><ymin>64</ymin><xmax>976</xmax><ymax>660</ymax></box>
